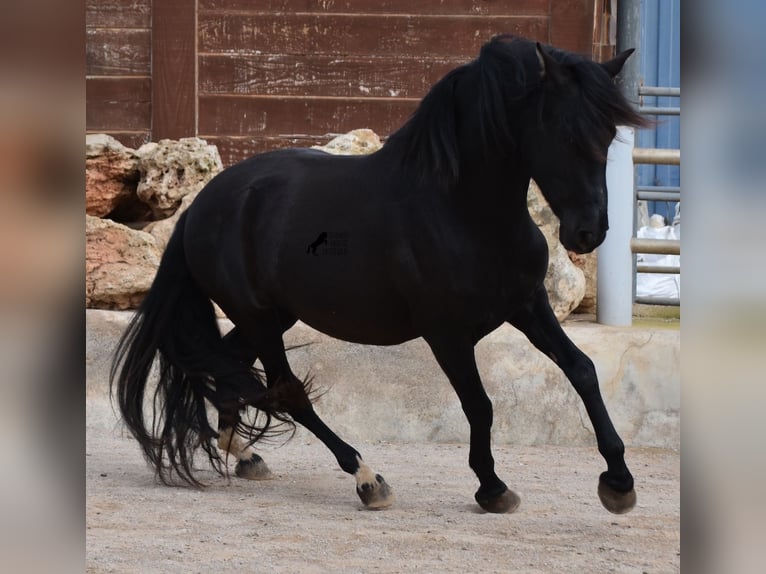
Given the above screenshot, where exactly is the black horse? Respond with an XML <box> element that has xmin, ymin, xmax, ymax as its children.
<box><xmin>112</xmin><ymin>36</ymin><xmax>645</xmax><ymax>514</ymax></box>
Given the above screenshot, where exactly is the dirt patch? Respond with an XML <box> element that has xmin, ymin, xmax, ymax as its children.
<box><xmin>87</xmin><ymin>401</ymin><xmax>679</xmax><ymax>574</ymax></box>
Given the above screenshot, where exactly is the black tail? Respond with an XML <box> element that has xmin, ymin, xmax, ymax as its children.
<box><xmin>109</xmin><ymin>213</ymin><xmax>298</xmax><ymax>487</ymax></box>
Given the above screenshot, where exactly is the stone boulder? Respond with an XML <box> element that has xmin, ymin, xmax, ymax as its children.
<box><xmin>569</xmin><ymin>251</ymin><xmax>597</xmax><ymax>314</ymax></box>
<box><xmin>144</xmin><ymin>192</ymin><xmax>195</xmax><ymax>251</ymax></box>
<box><xmin>85</xmin><ymin>134</ymin><xmax>143</xmax><ymax>219</ymax></box>
<box><xmin>86</xmin><ymin>215</ymin><xmax>161</xmax><ymax>309</ymax></box>
<box><xmin>312</xmin><ymin>129</ymin><xmax>382</xmax><ymax>155</ymax></box>
<box><xmin>527</xmin><ymin>182</ymin><xmax>586</xmax><ymax>321</ymax></box>
<box><xmin>136</xmin><ymin>138</ymin><xmax>223</xmax><ymax>219</ymax></box>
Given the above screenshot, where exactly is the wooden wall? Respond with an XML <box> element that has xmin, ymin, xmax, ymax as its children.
<box><xmin>86</xmin><ymin>0</ymin><xmax>152</xmax><ymax>149</ymax></box>
<box><xmin>86</xmin><ymin>0</ymin><xmax>606</xmax><ymax>166</ymax></box>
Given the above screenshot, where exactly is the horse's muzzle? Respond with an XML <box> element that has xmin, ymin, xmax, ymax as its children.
<box><xmin>562</xmin><ymin>225</ymin><xmax>608</xmax><ymax>254</ymax></box>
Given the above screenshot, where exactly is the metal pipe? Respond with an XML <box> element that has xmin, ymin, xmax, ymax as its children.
<box><xmin>633</xmin><ymin>148</ymin><xmax>681</xmax><ymax>165</ymax></box>
<box><xmin>634</xmin><ymin>297</ymin><xmax>680</xmax><ymax>306</ymax></box>
<box><xmin>616</xmin><ymin>0</ymin><xmax>642</xmax><ymax>104</ymax></box>
<box><xmin>631</xmin><ymin>238</ymin><xmax>681</xmax><ymax>255</ymax></box>
<box><xmin>639</xmin><ymin>106</ymin><xmax>681</xmax><ymax>115</ymax></box>
<box><xmin>639</xmin><ymin>86</ymin><xmax>680</xmax><ymax>97</ymax></box>
<box><xmin>636</xmin><ymin>185</ymin><xmax>681</xmax><ymax>193</ymax></box>
<box><xmin>598</xmin><ymin>126</ymin><xmax>635</xmax><ymax>326</ymax></box>
<box><xmin>637</xmin><ymin>191</ymin><xmax>680</xmax><ymax>201</ymax></box>
<box><xmin>637</xmin><ymin>265</ymin><xmax>681</xmax><ymax>274</ymax></box>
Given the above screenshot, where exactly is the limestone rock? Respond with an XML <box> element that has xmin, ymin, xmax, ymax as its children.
<box><xmin>570</xmin><ymin>251</ymin><xmax>597</xmax><ymax>314</ymax></box>
<box><xmin>85</xmin><ymin>134</ymin><xmax>142</xmax><ymax>218</ymax></box>
<box><xmin>144</xmin><ymin>192</ymin><xmax>195</xmax><ymax>250</ymax></box>
<box><xmin>312</xmin><ymin>129</ymin><xmax>382</xmax><ymax>155</ymax></box>
<box><xmin>527</xmin><ymin>182</ymin><xmax>586</xmax><ymax>321</ymax></box>
<box><xmin>86</xmin><ymin>215</ymin><xmax>161</xmax><ymax>309</ymax></box>
<box><xmin>136</xmin><ymin>138</ymin><xmax>223</xmax><ymax>219</ymax></box>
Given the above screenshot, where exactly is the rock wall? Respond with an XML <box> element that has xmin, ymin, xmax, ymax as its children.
<box><xmin>85</xmin><ymin>135</ymin><xmax>223</xmax><ymax>308</ymax></box>
<box><xmin>87</xmin><ymin>309</ymin><xmax>680</xmax><ymax>449</ymax></box>
<box><xmin>86</xmin><ymin>130</ymin><xmax>590</xmax><ymax>319</ymax></box>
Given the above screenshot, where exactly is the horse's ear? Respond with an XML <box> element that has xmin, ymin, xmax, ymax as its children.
<box><xmin>601</xmin><ymin>49</ymin><xmax>635</xmax><ymax>78</ymax></box>
<box><xmin>535</xmin><ymin>42</ymin><xmax>569</xmax><ymax>86</ymax></box>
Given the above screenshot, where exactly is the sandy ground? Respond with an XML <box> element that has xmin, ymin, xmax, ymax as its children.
<box><xmin>86</xmin><ymin>403</ymin><xmax>679</xmax><ymax>574</ymax></box>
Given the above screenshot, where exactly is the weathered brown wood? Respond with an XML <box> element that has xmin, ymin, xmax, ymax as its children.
<box><xmin>86</xmin><ymin>77</ymin><xmax>152</xmax><ymax>131</ymax></box>
<box><xmin>152</xmin><ymin>0</ymin><xmax>197</xmax><ymax>139</ymax></box>
<box><xmin>550</xmin><ymin>0</ymin><xmax>594</xmax><ymax>55</ymax></box>
<box><xmin>199</xmin><ymin>95</ymin><xmax>418</xmax><ymax>138</ymax></box>
<box><xmin>591</xmin><ymin>0</ymin><xmax>615</xmax><ymax>61</ymax></box>
<box><xmin>84</xmin><ymin>0</ymin><xmax>601</xmax><ymax>168</ymax></box>
<box><xmin>199</xmin><ymin>0</ymin><xmax>549</xmax><ymax>16</ymax></box>
<box><xmin>199</xmin><ymin>54</ymin><xmax>465</xmax><ymax>98</ymax></box>
<box><xmin>199</xmin><ymin>13</ymin><xmax>548</xmax><ymax>58</ymax></box>
<box><xmin>86</xmin><ymin>29</ymin><xmax>151</xmax><ymax>76</ymax></box>
<box><xmin>86</xmin><ymin>0</ymin><xmax>151</xmax><ymax>28</ymax></box>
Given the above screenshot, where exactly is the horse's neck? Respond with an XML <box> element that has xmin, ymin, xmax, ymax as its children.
<box><xmin>455</xmin><ymin>151</ymin><xmax>532</xmax><ymax>218</ymax></box>
<box><xmin>453</xmin><ymin>93</ymin><xmax>531</xmax><ymax>217</ymax></box>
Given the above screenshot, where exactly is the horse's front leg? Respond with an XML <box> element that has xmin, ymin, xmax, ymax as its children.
<box><xmin>425</xmin><ymin>334</ymin><xmax>521</xmax><ymax>513</ymax></box>
<box><xmin>508</xmin><ymin>287</ymin><xmax>636</xmax><ymax>514</ymax></box>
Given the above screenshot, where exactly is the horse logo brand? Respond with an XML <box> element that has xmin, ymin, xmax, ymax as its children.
<box><xmin>306</xmin><ymin>231</ymin><xmax>348</xmax><ymax>256</ymax></box>
<box><xmin>306</xmin><ymin>232</ymin><xmax>328</xmax><ymax>255</ymax></box>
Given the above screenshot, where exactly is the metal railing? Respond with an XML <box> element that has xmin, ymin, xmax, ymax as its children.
<box><xmin>631</xmin><ymin>85</ymin><xmax>680</xmax><ymax>306</ymax></box>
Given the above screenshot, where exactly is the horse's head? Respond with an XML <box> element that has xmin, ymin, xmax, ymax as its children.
<box><xmin>520</xmin><ymin>43</ymin><xmax>644</xmax><ymax>254</ymax></box>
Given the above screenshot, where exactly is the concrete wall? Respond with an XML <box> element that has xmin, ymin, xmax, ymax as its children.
<box><xmin>87</xmin><ymin>309</ymin><xmax>679</xmax><ymax>449</ymax></box>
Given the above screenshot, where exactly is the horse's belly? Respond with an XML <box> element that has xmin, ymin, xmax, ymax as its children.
<box><xmin>295</xmin><ymin>305</ymin><xmax>417</xmax><ymax>346</ymax></box>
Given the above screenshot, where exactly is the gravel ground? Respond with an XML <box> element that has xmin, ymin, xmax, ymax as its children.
<box><xmin>86</xmin><ymin>402</ymin><xmax>679</xmax><ymax>574</ymax></box>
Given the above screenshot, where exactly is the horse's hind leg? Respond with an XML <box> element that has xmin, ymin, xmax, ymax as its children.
<box><xmin>508</xmin><ymin>287</ymin><xmax>636</xmax><ymax>514</ymax></box>
<box><xmin>289</xmin><ymin>397</ymin><xmax>393</xmax><ymax>509</ymax></box>
<box><xmin>214</xmin><ymin>327</ymin><xmax>275</xmax><ymax>480</ymax></box>
<box><xmin>216</xmin><ymin>408</ymin><xmax>274</xmax><ymax>480</ymax></box>
<box><xmin>243</xmin><ymin>311</ymin><xmax>394</xmax><ymax>510</ymax></box>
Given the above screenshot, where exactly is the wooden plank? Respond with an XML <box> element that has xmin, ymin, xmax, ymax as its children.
<box><xmin>86</xmin><ymin>0</ymin><xmax>151</xmax><ymax>28</ymax></box>
<box><xmin>152</xmin><ymin>0</ymin><xmax>197</xmax><ymax>139</ymax></box>
<box><xmin>86</xmin><ymin>77</ymin><xmax>152</xmax><ymax>131</ymax></box>
<box><xmin>199</xmin><ymin>0</ymin><xmax>549</xmax><ymax>16</ymax></box>
<box><xmin>86</xmin><ymin>28</ymin><xmax>151</xmax><ymax>76</ymax></box>
<box><xmin>550</xmin><ymin>0</ymin><xmax>594</xmax><ymax>55</ymax></box>
<box><xmin>199</xmin><ymin>54</ymin><xmax>465</xmax><ymax>98</ymax></box>
<box><xmin>199</xmin><ymin>13</ymin><xmax>549</xmax><ymax>58</ymax></box>
<box><xmin>198</xmin><ymin>95</ymin><xmax>418</xmax><ymax>138</ymax></box>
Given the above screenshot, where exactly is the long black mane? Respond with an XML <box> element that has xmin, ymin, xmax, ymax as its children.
<box><xmin>385</xmin><ymin>35</ymin><xmax>645</xmax><ymax>187</ymax></box>
<box><xmin>537</xmin><ymin>42</ymin><xmax>647</xmax><ymax>161</ymax></box>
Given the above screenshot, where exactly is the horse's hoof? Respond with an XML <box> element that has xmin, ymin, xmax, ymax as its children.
<box><xmin>235</xmin><ymin>454</ymin><xmax>274</xmax><ymax>480</ymax></box>
<box><xmin>476</xmin><ymin>488</ymin><xmax>521</xmax><ymax>514</ymax></box>
<box><xmin>356</xmin><ymin>474</ymin><xmax>394</xmax><ymax>510</ymax></box>
<box><xmin>598</xmin><ymin>476</ymin><xmax>636</xmax><ymax>514</ymax></box>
